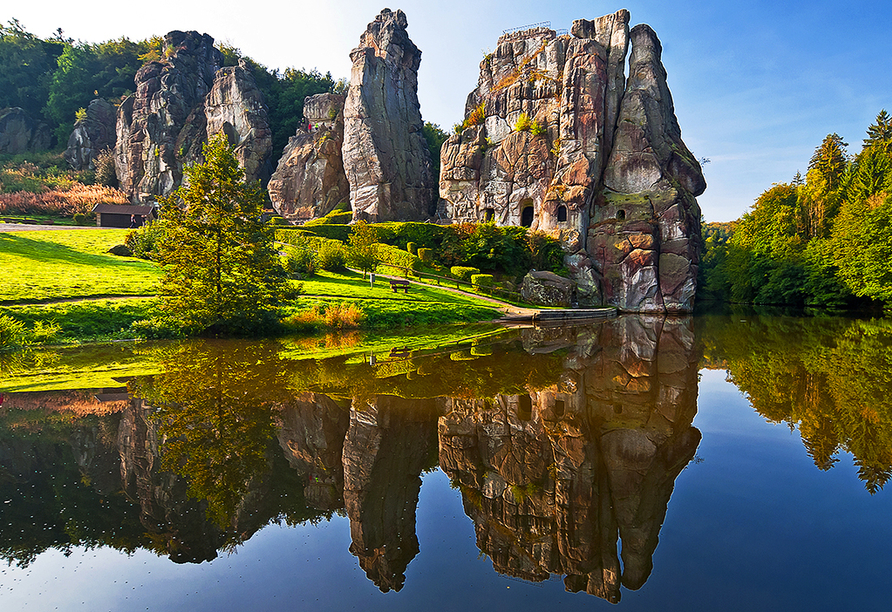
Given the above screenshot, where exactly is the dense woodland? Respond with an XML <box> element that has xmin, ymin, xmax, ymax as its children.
<box><xmin>700</xmin><ymin>111</ymin><xmax>892</xmax><ymax>311</ymax></box>
<box><xmin>0</xmin><ymin>19</ymin><xmax>345</xmax><ymax>160</ymax></box>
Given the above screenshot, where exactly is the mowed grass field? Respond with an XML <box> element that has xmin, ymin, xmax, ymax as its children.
<box><xmin>0</xmin><ymin>229</ymin><xmax>162</xmax><ymax>303</ymax></box>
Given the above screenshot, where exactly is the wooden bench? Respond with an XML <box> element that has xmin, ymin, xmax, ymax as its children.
<box><xmin>389</xmin><ymin>279</ymin><xmax>410</xmax><ymax>293</ymax></box>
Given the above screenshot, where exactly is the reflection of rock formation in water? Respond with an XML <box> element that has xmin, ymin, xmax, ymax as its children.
<box><xmin>439</xmin><ymin>315</ymin><xmax>700</xmax><ymax>602</ymax></box>
<box><xmin>342</xmin><ymin>396</ymin><xmax>439</xmax><ymax>592</ymax></box>
<box><xmin>117</xmin><ymin>396</ymin><xmax>222</xmax><ymax>563</ymax></box>
<box><xmin>277</xmin><ymin>393</ymin><xmax>350</xmax><ymax>510</ymax></box>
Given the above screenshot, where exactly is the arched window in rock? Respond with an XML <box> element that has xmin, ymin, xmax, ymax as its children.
<box><xmin>616</xmin><ymin>209</ymin><xmax>626</xmax><ymax>221</ymax></box>
<box><xmin>556</xmin><ymin>205</ymin><xmax>567</xmax><ymax>223</ymax></box>
<box><xmin>484</xmin><ymin>207</ymin><xmax>494</xmax><ymax>222</ymax></box>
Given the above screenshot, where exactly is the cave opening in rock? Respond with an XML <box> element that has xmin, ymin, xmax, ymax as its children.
<box><xmin>554</xmin><ymin>399</ymin><xmax>565</xmax><ymax>417</ymax></box>
<box><xmin>616</xmin><ymin>209</ymin><xmax>625</xmax><ymax>221</ymax></box>
<box><xmin>484</xmin><ymin>207</ymin><xmax>494</xmax><ymax>222</ymax></box>
<box><xmin>557</xmin><ymin>205</ymin><xmax>567</xmax><ymax>222</ymax></box>
<box><xmin>520</xmin><ymin>201</ymin><xmax>534</xmax><ymax>227</ymax></box>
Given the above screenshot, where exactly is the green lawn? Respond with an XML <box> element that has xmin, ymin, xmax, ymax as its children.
<box><xmin>299</xmin><ymin>270</ymin><xmax>497</xmax><ymax>306</ymax></box>
<box><xmin>0</xmin><ymin>229</ymin><xmax>161</xmax><ymax>302</ymax></box>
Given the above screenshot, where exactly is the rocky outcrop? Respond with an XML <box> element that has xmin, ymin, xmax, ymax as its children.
<box><xmin>342</xmin><ymin>9</ymin><xmax>435</xmax><ymax>222</ymax></box>
<box><xmin>114</xmin><ymin>32</ymin><xmax>272</xmax><ymax>203</ymax></box>
<box><xmin>0</xmin><ymin>107</ymin><xmax>50</xmax><ymax>154</ymax></box>
<box><xmin>268</xmin><ymin>93</ymin><xmax>350</xmax><ymax>222</ymax></box>
<box><xmin>439</xmin><ymin>10</ymin><xmax>704</xmax><ymax>313</ymax></box>
<box><xmin>520</xmin><ymin>270</ymin><xmax>578</xmax><ymax>306</ymax></box>
<box><xmin>64</xmin><ymin>99</ymin><xmax>117</xmax><ymax>171</ymax></box>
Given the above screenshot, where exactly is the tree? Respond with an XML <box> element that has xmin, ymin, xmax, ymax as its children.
<box><xmin>155</xmin><ymin>134</ymin><xmax>289</xmax><ymax>335</ymax></box>
<box><xmin>804</xmin><ymin>133</ymin><xmax>849</xmax><ymax>238</ymax></box>
<box><xmin>864</xmin><ymin>109</ymin><xmax>892</xmax><ymax>151</ymax></box>
<box><xmin>348</xmin><ymin>219</ymin><xmax>380</xmax><ymax>277</ymax></box>
<box><xmin>422</xmin><ymin>121</ymin><xmax>448</xmax><ymax>178</ymax></box>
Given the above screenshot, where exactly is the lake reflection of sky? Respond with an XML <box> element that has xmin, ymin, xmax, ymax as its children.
<box><xmin>2</xmin><ymin>315</ymin><xmax>892</xmax><ymax>611</ymax></box>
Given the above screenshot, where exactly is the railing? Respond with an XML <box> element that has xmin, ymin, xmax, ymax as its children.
<box><xmin>502</xmin><ymin>21</ymin><xmax>551</xmax><ymax>35</ymax></box>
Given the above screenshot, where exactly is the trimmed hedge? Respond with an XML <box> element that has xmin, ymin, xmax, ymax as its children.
<box><xmin>376</xmin><ymin>243</ymin><xmax>422</xmax><ymax>272</ymax></box>
<box><xmin>406</xmin><ymin>241</ymin><xmax>417</xmax><ymax>255</ymax></box>
<box><xmin>450</xmin><ymin>266</ymin><xmax>480</xmax><ymax>281</ymax></box>
<box><xmin>471</xmin><ymin>274</ymin><xmax>494</xmax><ymax>289</ymax></box>
<box><xmin>417</xmin><ymin>247</ymin><xmax>434</xmax><ymax>263</ymax></box>
<box><xmin>304</xmin><ymin>209</ymin><xmax>352</xmax><ymax>226</ymax></box>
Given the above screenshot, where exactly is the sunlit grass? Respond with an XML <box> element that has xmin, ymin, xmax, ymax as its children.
<box><xmin>0</xmin><ymin>229</ymin><xmax>161</xmax><ymax>302</ymax></box>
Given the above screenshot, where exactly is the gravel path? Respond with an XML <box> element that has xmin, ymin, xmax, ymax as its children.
<box><xmin>0</xmin><ymin>223</ymin><xmax>98</xmax><ymax>232</ymax></box>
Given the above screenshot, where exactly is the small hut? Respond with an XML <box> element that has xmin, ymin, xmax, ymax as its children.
<box><xmin>92</xmin><ymin>204</ymin><xmax>157</xmax><ymax>228</ymax></box>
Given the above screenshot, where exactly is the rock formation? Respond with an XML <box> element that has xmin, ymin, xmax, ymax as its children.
<box><xmin>64</xmin><ymin>98</ymin><xmax>117</xmax><ymax>171</ymax></box>
<box><xmin>114</xmin><ymin>32</ymin><xmax>272</xmax><ymax>203</ymax></box>
<box><xmin>438</xmin><ymin>315</ymin><xmax>701</xmax><ymax>603</ymax></box>
<box><xmin>0</xmin><ymin>107</ymin><xmax>50</xmax><ymax>154</ymax></box>
<box><xmin>439</xmin><ymin>10</ymin><xmax>705</xmax><ymax>312</ymax></box>
<box><xmin>342</xmin><ymin>9</ymin><xmax>435</xmax><ymax>222</ymax></box>
<box><xmin>268</xmin><ymin>93</ymin><xmax>350</xmax><ymax>222</ymax></box>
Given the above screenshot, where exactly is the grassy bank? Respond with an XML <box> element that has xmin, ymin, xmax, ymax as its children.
<box><xmin>0</xmin><ymin>229</ymin><xmax>161</xmax><ymax>303</ymax></box>
<box><xmin>0</xmin><ymin>229</ymin><xmax>505</xmax><ymax>345</ymax></box>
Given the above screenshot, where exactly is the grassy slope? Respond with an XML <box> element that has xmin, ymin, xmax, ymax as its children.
<box><xmin>0</xmin><ymin>229</ymin><xmax>161</xmax><ymax>302</ymax></box>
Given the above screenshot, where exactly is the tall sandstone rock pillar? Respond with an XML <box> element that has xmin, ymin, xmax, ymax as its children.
<box><xmin>439</xmin><ymin>11</ymin><xmax>704</xmax><ymax>313</ymax></box>
<box><xmin>343</xmin><ymin>9</ymin><xmax>435</xmax><ymax>222</ymax></box>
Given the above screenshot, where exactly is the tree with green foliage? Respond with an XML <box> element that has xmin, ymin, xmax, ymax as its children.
<box><xmin>348</xmin><ymin>219</ymin><xmax>380</xmax><ymax>277</ymax></box>
<box><xmin>154</xmin><ymin>134</ymin><xmax>289</xmax><ymax>335</ymax></box>
<box><xmin>864</xmin><ymin>109</ymin><xmax>892</xmax><ymax>151</ymax></box>
<box><xmin>803</xmin><ymin>133</ymin><xmax>849</xmax><ymax>238</ymax></box>
<box><xmin>0</xmin><ymin>20</ymin><xmax>64</xmax><ymax>122</ymax></box>
<box><xmin>422</xmin><ymin>121</ymin><xmax>448</xmax><ymax>178</ymax></box>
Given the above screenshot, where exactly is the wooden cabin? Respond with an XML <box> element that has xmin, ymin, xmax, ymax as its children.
<box><xmin>92</xmin><ymin>204</ymin><xmax>157</xmax><ymax>228</ymax></box>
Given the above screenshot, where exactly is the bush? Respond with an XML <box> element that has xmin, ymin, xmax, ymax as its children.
<box><xmin>125</xmin><ymin>220</ymin><xmax>166</xmax><ymax>260</ymax></box>
<box><xmin>471</xmin><ymin>274</ymin><xmax>494</xmax><ymax>289</ymax></box>
<box><xmin>406</xmin><ymin>241</ymin><xmax>417</xmax><ymax>255</ymax></box>
<box><xmin>377</xmin><ymin>243</ymin><xmax>422</xmax><ymax>272</ymax></box>
<box><xmin>285</xmin><ymin>246</ymin><xmax>316</xmax><ymax>277</ymax></box>
<box><xmin>304</xmin><ymin>208</ymin><xmax>352</xmax><ymax>226</ymax></box>
<box><xmin>300</xmin><ymin>224</ymin><xmax>352</xmax><ymax>242</ymax></box>
<box><xmin>418</xmin><ymin>247</ymin><xmax>434</xmax><ymax>263</ymax></box>
<box><xmin>515</xmin><ymin>112</ymin><xmax>533</xmax><ymax>132</ymax></box>
<box><xmin>268</xmin><ymin>216</ymin><xmax>291</xmax><ymax>226</ymax></box>
<box><xmin>451</xmin><ymin>266</ymin><xmax>480</xmax><ymax>281</ymax></box>
<box><xmin>0</xmin><ymin>314</ymin><xmax>28</xmax><ymax>351</ymax></box>
<box><xmin>316</xmin><ymin>241</ymin><xmax>348</xmax><ymax>271</ymax></box>
<box><xmin>94</xmin><ymin>148</ymin><xmax>118</xmax><ymax>188</ymax></box>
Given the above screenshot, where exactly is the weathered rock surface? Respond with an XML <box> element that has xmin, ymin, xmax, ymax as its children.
<box><xmin>342</xmin><ymin>9</ymin><xmax>435</xmax><ymax>222</ymax></box>
<box><xmin>438</xmin><ymin>315</ymin><xmax>701</xmax><ymax>603</ymax></box>
<box><xmin>64</xmin><ymin>98</ymin><xmax>117</xmax><ymax>171</ymax></box>
<box><xmin>520</xmin><ymin>270</ymin><xmax>578</xmax><ymax>306</ymax></box>
<box><xmin>0</xmin><ymin>107</ymin><xmax>50</xmax><ymax>154</ymax></box>
<box><xmin>115</xmin><ymin>32</ymin><xmax>272</xmax><ymax>203</ymax></box>
<box><xmin>439</xmin><ymin>11</ymin><xmax>704</xmax><ymax>312</ymax></box>
<box><xmin>268</xmin><ymin>93</ymin><xmax>350</xmax><ymax>222</ymax></box>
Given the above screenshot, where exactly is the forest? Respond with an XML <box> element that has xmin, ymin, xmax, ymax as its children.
<box><xmin>700</xmin><ymin>111</ymin><xmax>892</xmax><ymax>311</ymax></box>
<box><xmin>0</xmin><ymin>19</ymin><xmax>344</xmax><ymax>160</ymax></box>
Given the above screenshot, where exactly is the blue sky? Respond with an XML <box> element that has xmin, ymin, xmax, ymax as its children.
<box><xmin>10</xmin><ymin>0</ymin><xmax>892</xmax><ymax>221</ymax></box>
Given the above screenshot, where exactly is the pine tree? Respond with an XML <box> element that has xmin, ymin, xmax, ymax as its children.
<box><xmin>864</xmin><ymin>109</ymin><xmax>892</xmax><ymax>151</ymax></box>
<box><xmin>155</xmin><ymin>134</ymin><xmax>289</xmax><ymax>335</ymax></box>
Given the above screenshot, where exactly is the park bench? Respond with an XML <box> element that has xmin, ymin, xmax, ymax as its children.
<box><xmin>389</xmin><ymin>279</ymin><xmax>410</xmax><ymax>293</ymax></box>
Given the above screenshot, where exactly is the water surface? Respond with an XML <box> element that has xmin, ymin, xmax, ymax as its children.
<box><xmin>1</xmin><ymin>314</ymin><xmax>890</xmax><ymax>610</ymax></box>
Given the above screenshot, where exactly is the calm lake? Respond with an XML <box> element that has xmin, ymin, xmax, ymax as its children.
<box><xmin>1</xmin><ymin>313</ymin><xmax>891</xmax><ymax>610</ymax></box>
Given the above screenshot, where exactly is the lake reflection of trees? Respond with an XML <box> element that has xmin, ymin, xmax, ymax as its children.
<box><xmin>0</xmin><ymin>318</ymin><xmax>702</xmax><ymax>601</ymax></box>
<box><xmin>700</xmin><ymin>314</ymin><xmax>892</xmax><ymax>493</ymax></box>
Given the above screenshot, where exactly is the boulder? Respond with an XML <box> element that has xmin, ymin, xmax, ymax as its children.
<box><xmin>0</xmin><ymin>107</ymin><xmax>50</xmax><ymax>154</ymax></box>
<box><xmin>521</xmin><ymin>270</ymin><xmax>578</xmax><ymax>307</ymax></box>
<box><xmin>65</xmin><ymin>98</ymin><xmax>117</xmax><ymax>171</ymax></box>
<box><xmin>342</xmin><ymin>9</ymin><xmax>435</xmax><ymax>222</ymax></box>
<box><xmin>439</xmin><ymin>11</ymin><xmax>704</xmax><ymax>313</ymax></box>
<box><xmin>268</xmin><ymin>93</ymin><xmax>350</xmax><ymax>222</ymax></box>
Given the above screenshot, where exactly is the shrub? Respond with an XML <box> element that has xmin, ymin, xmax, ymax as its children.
<box><xmin>268</xmin><ymin>216</ymin><xmax>291</xmax><ymax>226</ymax></box>
<box><xmin>471</xmin><ymin>274</ymin><xmax>494</xmax><ymax>289</ymax></box>
<box><xmin>515</xmin><ymin>112</ymin><xmax>532</xmax><ymax>132</ymax></box>
<box><xmin>300</xmin><ymin>224</ymin><xmax>352</xmax><ymax>242</ymax></box>
<box><xmin>530</xmin><ymin>121</ymin><xmax>547</xmax><ymax>136</ymax></box>
<box><xmin>377</xmin><ymin>243</ymin><xmax>422</xmax><ymax>272</ymax></box>
<box><xmin>125</xmin><ymin>221</ymin><xmax>166</xmax><ymax>260</ymax></box>
<box><xmin>94</xmin><ymin>148</ymin><xmax>118</xmax><ymax>188</ymax></box>
<box><xmin>285</xmin><ymin>246</ymin><xmax>317</xmax><ymax>277</ymax></box>
<box><xmin>451</xmin><ymin>266</ymin><xmax>480</xmax><ymax>281</ymax></box>
<box><xmin>418</xmin><ymin>247</ymin><xmax>434</xmax><ymax>263</ymax></box>
<box><xmin>316</xmin><ymin>241</ymin><xmax>348</xmax><ymax>271</ymax></box>
<box><xmin>406</xmin><ymin>241</ymin><xmax>417</xmax><ymax>255</ymax></box>
<box><xmin>0</xmin><ymin>314</ymin><xmax>28</xmax><ymax>351</ymax></box>
<box><xmin>304</xmin><ymin>208</ymin><xmax>353</xmax><ymax>226</ymax></box>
